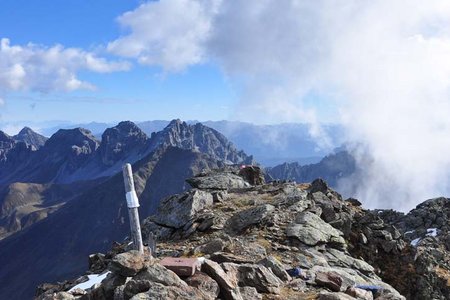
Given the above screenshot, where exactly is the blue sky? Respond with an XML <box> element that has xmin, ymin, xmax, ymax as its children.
<box><xmin>0</xmin><ymin>0</ymin><xmax>238</xmax><ymax>127</ymax></box>
<box><xmin>2</xmin><ymin>0</ymin><xmax>450</xmax><ymax>208</ymax></box>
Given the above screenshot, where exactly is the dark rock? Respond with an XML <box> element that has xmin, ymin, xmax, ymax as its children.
<box><xmin>89</xmin><ymin>253</ymin><xmax>107</xmax><ymax>274</ymax></box>
<box><xmin>238</xmin><ymin>165</ymin><xmax>265</xmax><ymax>186</ymax></box>
<box><xmin>310</xmin><ymin>178</ymin><xmax>329</xmax><ymax>194</ymax></box>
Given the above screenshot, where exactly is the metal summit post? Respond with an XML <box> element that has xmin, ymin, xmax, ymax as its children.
<box><xmin>122</xmin><ymin>163</ymin><xmax>144</xmax><ymax>254</ymax></box>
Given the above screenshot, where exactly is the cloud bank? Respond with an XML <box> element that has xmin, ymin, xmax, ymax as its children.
<box><xmin>110</xmin><ymin>0</ymin><xmax>450</xmax><ymax>210</ymax></box>
<box><xmin>0</xmin><ymin>38</ymin><xmax>130</xmax><ymax>93</ymax></box>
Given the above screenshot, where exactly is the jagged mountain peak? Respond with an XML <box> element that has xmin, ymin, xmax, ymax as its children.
<box><xmin>13</xmin><ymin>126</ymin><xmax>48</xmax><ymax>150</ymax></box>
<box><xmin>45</xmin><ymin>127</ymin><xmax>99</xmax><ymax>150</ymax></box>
<box><xmin>17</xmin><ymin>126</ymin><xmax>34</xmax><ymax>134</ymax></box>
<box><xmin>150</xmin><ymin>119</ymin><xmax>253</xmax><ymax>164</ymax></box>
<box><xmin>99</xmin><ymin>121</ymin><xmax>149</xmax><ymax>166</ymax></box>
<box><xmin>0</xmin><ymin>130</ymin><xmax>12</xmax><ymax>142</ymax></box>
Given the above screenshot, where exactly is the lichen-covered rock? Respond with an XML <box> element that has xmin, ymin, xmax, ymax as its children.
<box><xmin>286</xmin><ymin>211</ymin><xmax>346</xmax><ymax>248</ymax></box>
<box><xmin>226</xmin><ymin>204</ymin><xmax>275</xmax><ymax>232</ymax></box>
<box><xmin>150</xmin><ymin>189</ymin><xmax>213</xmax><ymax>228</ymax></box>
<box><xmin>133</xmin><ymin>262</ymin><xmax>187</xmax><ymax>288</ymax></box>
<box><xmin>187</xmin><ymin>172</ymin><xmax>251</xmax><ymax>190</ymax></box>
<box><xmin>108</xmin><ymin>251</ymin><xmax>145</xmax><ymax>277</ymax></box>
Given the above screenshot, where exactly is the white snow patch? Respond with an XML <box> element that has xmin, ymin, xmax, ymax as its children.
<box><xmin>404</xmin><ymin>230</ymin><xmax>415</xmax><ymax>235</ymax></box>
<box><xmin>426</xmin><ymin>228</ymin><xmax>438</xmax><ymax>237</ymax></box>
<box><xmin>410</xmin><ymin>238</ymin><xmax>421</xmax><ymax>247</ymax></box>
<box><xmin>68</xmin><ymin>271</ymin><xmax>110</xmax><ymax>292</ymax></box>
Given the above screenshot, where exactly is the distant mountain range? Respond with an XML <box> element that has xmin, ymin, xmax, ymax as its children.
<box><xmin>0</xmin><ymin>119</ymin><xmax>354</xmax><ymax>299</ymax></box>
<box><xmin>266</xmin><ymin>150</ymin><xmax>356</xmax><ymax>188</ymax></box>
<box><xmin>0</xmin><ymin>119</ymin><xmax>256</xmax><ymax>299</ymax></box>
<box><xmin>16</xmin><ymin>120</ymin><xmax>343</xmax><ymax>166</ymax></box>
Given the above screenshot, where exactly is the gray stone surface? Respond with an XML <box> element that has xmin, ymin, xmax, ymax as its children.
<box><xmin>227</xmin><ymin>204</ymin><xmax>275</xmax><ymax>232</ymax></box>
<box><xmin>286</xmin><ymin>211</ymin><xmax>346</xmax><ymax>247</ymax></box>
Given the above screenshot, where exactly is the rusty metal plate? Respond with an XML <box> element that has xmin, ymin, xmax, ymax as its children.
<box><xmin>160</xmin><ymin>257</ymin><xmax>200</xmax><ymax>277</ymax></box>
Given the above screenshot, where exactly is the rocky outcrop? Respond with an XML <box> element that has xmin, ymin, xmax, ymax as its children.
<box><xmin>0</xmin><ymin>130</ymin><xmax>16</xmax><ymax>162</ymax></box>
<box><xmin>35</xmin><ymin>170</ymin><xmax>424</xmax><ymax>300</ymax></box>
<box><xmin>149</xmin><ymin>119</ymin><xmax>254</xmax><ymax>165</ymax></box>
<box><xmin>186</xmin><ymin>172</ymin><xmax>250</xmax><ymax>190</ymax></box>
<box><xmin>348</xmin><ymin>197</ymin><xmax>450</xmax><ymax>300</ymax></box>
<box><xmin>99</xmin><ymin>121</ymin><xmax>150</xmax><ymax>166</ymax></box>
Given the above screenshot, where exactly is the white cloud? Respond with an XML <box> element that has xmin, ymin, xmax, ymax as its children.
<box><xmin>0</xmin><ymin>38</ymin><xmax>130</xmax><ymax>93</ymax></box>
<box><xmin>108</xmin><ymin>0</ymin><xmax>221</xmax><ymax>72</ymax></box>
<box><xmin>111</xmin><ymin>0</ymin><xmax>450</xmax><ymax>210</ymax></box>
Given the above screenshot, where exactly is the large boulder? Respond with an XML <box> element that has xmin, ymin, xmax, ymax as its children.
<box><xmin>108</xmin><ymin>251</ymin><xmax>145</xmax><ymax>277</ymax></box>
<box><xmin>226</xmin><ymin>204</ymin><xmax>275</xmax><ymax>232</ymax></box>
<box><xmin>286</xmin><ymin>211</ymin><xmax>346</xmax><ymax>248</ymax></box>
<box><xmin>150</xmin><ymin>189</ymin><xmax>213</xmax><ymax>228</ymax></box>
<box><xmin>186</xmin><ymin>173</ymin><xmax>250</xmax><ymax>190</ymax></box>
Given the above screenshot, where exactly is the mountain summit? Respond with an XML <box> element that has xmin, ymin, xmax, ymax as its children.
<box><xmin>149</xmin><ymin>119</ymin><xmax>253</xmax><ymax>165</ymax></box>
<box><xmin>13</xmin><ymin>127</ymin><xmax>48</xmax><ymax>150</ymax></box>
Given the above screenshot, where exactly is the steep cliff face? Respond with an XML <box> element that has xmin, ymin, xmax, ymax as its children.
<box><xmin>0</xmin><ymin>131</ymin><xmax>16</xmax><ymax>162</ymax></box>
<box><xmin>99</xmin><ymin>121</ymin><xmax>150</xmax><ymax>167</ymax></box>
<box><xmin>149</xmin><ymin>120</ymin><xmax>254</xmax><ymax>165</ymax></box>
<box><xmin>0</xmin><ymin>128</ymin><xmax>100</xmax><ymax>185</ymax></box>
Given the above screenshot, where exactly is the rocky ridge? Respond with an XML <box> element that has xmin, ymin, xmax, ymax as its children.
<box><xmin>35</xmin><ymin>169</ymin><xmax>449</xmax><ymax>300</ymax></box>
<box><xmin>0</xmin><ymin>120</ymin><xmax>252</xmax><ymax>185</ymax></box>
<box><xmin>266</xmin><ymin>151</ymin><xmax>356</xmax><ymax>188</ymax></box>
<box><xmin>13</xmin><ymin>127</ymin><xmax>48</xmax><ymax>150</ymax></box>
